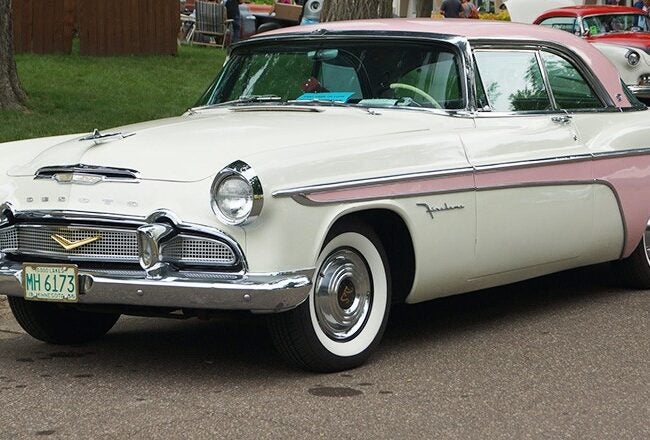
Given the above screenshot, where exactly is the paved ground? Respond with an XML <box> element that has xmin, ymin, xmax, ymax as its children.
<box><xmin>0</xmin><ymin>264</ymin><xmax>648</xmax><ymax>439</ymax></box>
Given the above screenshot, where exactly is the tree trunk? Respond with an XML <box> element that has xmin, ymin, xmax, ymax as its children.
<box><xmin>416</xmin><ymin>0</ymin><xmax>433</xmax><ymax>17</ymax></box>
<box><xmin>0</xmin><ymin>0</ymin><xmax>27</xmax><ymax>111</ymax></box>
<box><xmin>322</xmin><ymin>0</ymin><xmax>394</xmax><ymax>22</ymax></box>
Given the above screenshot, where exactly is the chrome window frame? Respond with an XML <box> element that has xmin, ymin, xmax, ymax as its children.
<box><xmin>469</xmin><ymin>39</ymin><xmax>616</xmax><ymax>117</ymax></box>
<box><xmin>200</xmin><ymin>32</ymin><xmax>473</xmax><ymax>115</ymax></box>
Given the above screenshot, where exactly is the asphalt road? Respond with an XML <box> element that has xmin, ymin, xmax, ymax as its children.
<box><xmin>0</xmin><ymin>264</ymin><xmax>648</xmax><ymax>439</ymax></box>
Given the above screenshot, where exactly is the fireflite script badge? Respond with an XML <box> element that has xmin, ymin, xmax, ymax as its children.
<box><xmin>50</xmin><ymin>234</ymin><xmax>102</xmax><ymax>251</ymax></box>
<box><xmin>416</xmin><ymin>202</ymin><xmax>465</xmax><ymax>219</ymax></box>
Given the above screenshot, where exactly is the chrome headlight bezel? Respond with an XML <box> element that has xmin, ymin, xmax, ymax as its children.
<box><xmin>210</xmin><ymin>161</ymin><xmax>263</xmax><ymax>226</ymax></box>
<box><xmin>626</xmin><ymin>50</ymin><xmax>641</xmax><ymax>67</ymax></box>
<box><xmin>0</xmin><ymin>203</ymin><xmax>15</xmax><ymax>228</ymax></box>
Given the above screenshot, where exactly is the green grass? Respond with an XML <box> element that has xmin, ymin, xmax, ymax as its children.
<box><xmin>0</xmin><ymin>44</ymin><xmax>226</xmax><ymax>143</ymax></box>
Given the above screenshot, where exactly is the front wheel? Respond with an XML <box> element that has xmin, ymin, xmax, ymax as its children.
<box><xmin>8</xmin><ymin>297</ymin><xmax>120</xmax><ymax>344</ymax></box>
<box><xmin>268</xmin><ymin>223</ymin><xmax>391</xmax><ymax>372</ymax></box>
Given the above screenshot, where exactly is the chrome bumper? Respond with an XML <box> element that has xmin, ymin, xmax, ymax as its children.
<box><xmin>627</xmin><ymin>84</ymin><xmax>650</xmax><ymax>99</ymax></box>
<box><xmin>0</xmin><ymin>260</ymin><xmax>313</xmax><ymax>313</ymax></box>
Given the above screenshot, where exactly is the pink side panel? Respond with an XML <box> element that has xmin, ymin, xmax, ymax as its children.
<box><xmin>307</xmin><ymin>173</ymin><xmax>474</xmax><ymax>203</ymax></box>
<box><xmin>475</xmin><ymin>160</ymin><xmax>592</xmax><ymax>188</ymax></box>
<box><xmin>305</xmin><ymin>156</ymin><xmax>650</xmax><ymax>257</ymax></box>
<box><xmin>594</xmin><ymin>155</ymin><xmax>650</xmax><ymax>256</ymax></box>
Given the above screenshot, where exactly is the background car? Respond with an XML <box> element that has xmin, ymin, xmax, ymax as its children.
<box><xmin>2</xmin><ymin>20</ymin><xmax>650</xmax><ymax>372</ymax></box>
<box><xmin>533</xmin><ymin>5</ymin><xmax>650</xmax><ymax>102</ymax></box>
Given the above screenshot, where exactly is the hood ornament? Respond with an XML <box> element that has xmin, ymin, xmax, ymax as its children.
<box><xmin>80</xmin><ymin>129</ymin><xmax>135</xmax><ymax>145</ymax></box>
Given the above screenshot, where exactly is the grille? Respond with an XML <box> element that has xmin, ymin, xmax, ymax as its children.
<box><xmin>162</xmin><ymin>235</ymin><xmax>236</xmax><ymax>265</ymax></box>
<box><xmin>0</xmin><ymin>227</ymin><xmax>17</xmax><ymax>250</ymax></box>
<box><xmin>0</xmin><ymin>223</ymin><xmax>238</xmax><ymax>268</ymax></box>
<box><xmin>0</xmin><ymin>224</ymin><xmax>139</xmax><ymax>263</ymax></box>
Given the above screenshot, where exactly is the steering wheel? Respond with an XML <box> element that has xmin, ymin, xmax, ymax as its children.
<box><xmin>389</xmin><ymin>83</ymin><xmax>442</xmax><ymax>109</ymax></box>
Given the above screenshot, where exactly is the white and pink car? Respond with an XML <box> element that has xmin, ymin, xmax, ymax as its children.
<box><xmin>1</xmin><ymin>19</ymin><xmax>650</xmax><ymax>372</ymax></box>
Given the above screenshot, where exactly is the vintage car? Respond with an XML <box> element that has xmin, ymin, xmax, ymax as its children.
<box><xmin>1</xmin><ymin>19</ymin><xmax>650</xmax><ymax>372</ymax></box>
<box><xmin>533</xmin><ymin>5</ymin><xmax>650</xmax><ymax>101</ymax></box>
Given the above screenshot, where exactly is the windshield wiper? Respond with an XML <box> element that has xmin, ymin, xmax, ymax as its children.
<box><xmin>191</xmin><ymin>95</ymin><xmax>284</xmax><ymax>111</ymax></box>
<box><xmin>231</xmin><ymin>95</ymin><xmax>284</xmax><ymax>104</ymax></box>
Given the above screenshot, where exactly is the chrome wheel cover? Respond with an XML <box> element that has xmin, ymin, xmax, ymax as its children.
<box><xmin>313</xmin><ymin>248</ymin><xmax>373</xmax><ymax>341</ymax></box>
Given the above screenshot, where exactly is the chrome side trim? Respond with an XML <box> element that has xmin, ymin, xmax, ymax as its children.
<box><xmin>272</xmin><ymin>167</ymin><xmax>474</xmax><ymax>199</ymax></box>
<box><xmin>273</xmin><ymin>148</ymin><xmax>650</xmax><ymax>205</ymax></box>
<box><xmin>0</xmin><ymin>263</ymin><xmax>314</xmax><ymax>314</ymax></box>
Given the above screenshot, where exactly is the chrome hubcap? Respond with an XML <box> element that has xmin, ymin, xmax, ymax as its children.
<box><xmin>314</xmin><ymin>248</ymin><xmax>373</xmax><ymax>341</ymax></box>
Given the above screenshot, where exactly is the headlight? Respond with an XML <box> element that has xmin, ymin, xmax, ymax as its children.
<box><xmin>210</xmin><ymin>161</ymin><xmax>263</xmax><ymax>226</ymax></box>
<box><xmin>626</xmin><ymin>50</ymin><xmax>641</xmax><ymax>66</ymax></box>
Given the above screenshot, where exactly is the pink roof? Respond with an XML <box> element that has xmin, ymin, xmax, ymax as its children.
<box><xmin>260</xmin><ymin>19</ymin><xmax>630</xmax><ymax>108</ymax></box>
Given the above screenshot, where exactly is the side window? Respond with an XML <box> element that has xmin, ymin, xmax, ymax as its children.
<box><xmin>474</xmin><ymin>51</ymin><xmax>552</xmax><ymax>112</ymax></box>
<box><xmin>396</xmin><ymin>52</ymin><xmax>464</xmax><ymax>109</ymax></box>
<box><xmin>540</xmin><ymin>52</ymin><xmax>603</xmax><ymax>110</ymax></box>
<box><xmin>539</xmin><ymin>17</ymin><xmax>579</xmax><ymax>34</ymax></box>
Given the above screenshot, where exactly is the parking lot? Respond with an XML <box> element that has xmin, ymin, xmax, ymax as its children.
<box><xmin>0</xmin><ymin>264</ymin><xmax>648</xmax><ymax>439</ymax></box>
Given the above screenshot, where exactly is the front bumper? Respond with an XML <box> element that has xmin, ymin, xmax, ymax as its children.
<box><xmin>0</xmin><ymin>261</ymin><xmax>313</xmax><ymax>313</ymax></box>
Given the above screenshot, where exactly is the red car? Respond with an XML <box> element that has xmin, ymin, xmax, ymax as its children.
<box><xmin>535</xmin><ymin>5</ymin><xmax>650</xmax><ymax>101</ymax></box>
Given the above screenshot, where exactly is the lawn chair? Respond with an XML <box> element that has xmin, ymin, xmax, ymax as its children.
<box><xmin>192</xmin><ymin>0</ymin><xmax>233</xmax><ymax>48</ymax></box>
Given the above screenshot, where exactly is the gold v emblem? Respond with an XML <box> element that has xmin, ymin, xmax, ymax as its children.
<box><xmin>51</xmin><ymin>234</ymin><xmax>101</xmax><ymax>251</ymax></box>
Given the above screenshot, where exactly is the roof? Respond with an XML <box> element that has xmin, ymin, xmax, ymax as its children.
<box><xmin>257</xmin><ymin>19</ymin><xmax>629</xmax><ymax>108</ymax></box>
<box><xmin>535</xmin><ymin>5</ymin><xmax>645</xmax><ymax>21</ymax></box>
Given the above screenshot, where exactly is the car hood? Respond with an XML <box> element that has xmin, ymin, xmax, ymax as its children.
<box><xmin>506</xmin><ymin>0</ymin><xmax>581</xmax><ymax>24</ymax></box>
<box><xmin>588</xmin><ymin>32</ymin><xmax>650</xmax><ymax>50</ymax></box>
<box><xmin>8</xmin><ymin>106</ymin><xmax>431</xmax><ymax>182</ymax></box>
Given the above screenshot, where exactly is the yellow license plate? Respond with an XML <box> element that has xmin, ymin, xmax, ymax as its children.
<box><xmin>22</xmin><ymin>263</ymin><xmax>78</xmax><ymax>303</ymax></box>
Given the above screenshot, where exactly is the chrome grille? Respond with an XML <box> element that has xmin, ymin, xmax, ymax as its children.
<box><xmin>0</xmin><ymin>227</ymin><xmax>18</xmax><ymax>250</ymax></box>
<box><xmin>0</xmin><ymin>222</ymin><xmax>239</xmax><ymax>268</ymax></box>
<box><xmin>163</xmin><ymin>235</ymin><xmax>236</xmax><ymax>265</ymax></box>
<box><xmin>0</xmin><ymin>224</ymin><xmax>139</xmax><ymax>263</ymax></box>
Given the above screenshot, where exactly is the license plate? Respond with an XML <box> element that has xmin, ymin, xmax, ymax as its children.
<box><xmin>22</xmin><ymin>263</ymin><xmax>78</xmax><ymax>303</ymax></box>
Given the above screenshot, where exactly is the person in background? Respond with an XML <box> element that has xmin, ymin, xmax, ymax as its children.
<box><xmin>440</xmin><ymin>0</ymin><xmax>462</xmax><ymax>18</ymax></box>
<box><xmin>460</xmin><ymin>0</ymin><xmax>478</xmax><ymax>18</ymax></box>
<box><xmin>634</xmin><ymin>0</ymin><xmax>644</xmax><ymax>9</ymax></box>
<box><xmin>225</xmin><ymin>0</ymin><xmax>243</xmax><ymax>43</ymax></box>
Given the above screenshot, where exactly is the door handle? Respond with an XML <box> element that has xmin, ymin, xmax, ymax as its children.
<box><xmin>551</xmin><ymin>115</ymin><xmax>572</xmax><ymax>125</ymax></box>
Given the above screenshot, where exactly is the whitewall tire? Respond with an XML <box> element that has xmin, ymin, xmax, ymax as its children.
<box><xmin>268</xmin><ymin>222</ymin><xmax>391</xmax><ymax>372</ymax></box>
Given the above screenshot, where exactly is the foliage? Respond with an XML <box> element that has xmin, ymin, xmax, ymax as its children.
<box><xmin>431</xmin><ymin>11</ymin><xmax>510</xmax><ymax>20</ymax></box>
<box><xmin>0</xmin><ymin>45</ymin><xmax>225</xmax><ymax>143</ymax></box>
<box><xmin>479</xmin><ymin>11</ymin><xmax>510</xmax><ymax>21</ymax></box>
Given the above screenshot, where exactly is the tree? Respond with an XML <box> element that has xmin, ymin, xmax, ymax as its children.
<box><xmin>0</xmin><ymin>0</ymin><xmax>26</xmax><ymax>110</ymax></box>
<box><xmin>416</xmin><ymin>0</ymin><xmax>433</xmax><ymax>17</ymax></box>
<box><xmin>322</xmin><ymin>0</ymin><xmax>393</xmax><ymax>22</ymax></box>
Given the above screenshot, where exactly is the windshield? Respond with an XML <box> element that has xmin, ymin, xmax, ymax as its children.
<box><xmin>195</xmin><ymin>41</ymin><xmax>465</xmax><ymax>110</ymax></box>
<box><xmin>583</xmin><ymin>14</ymin><xmax>650</xmax><ymax>35</ymax></box>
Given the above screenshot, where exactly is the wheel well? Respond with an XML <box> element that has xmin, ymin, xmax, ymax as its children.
<box><xmin>330</xmin><ymin>209</ymin><xmax>415</xmax><ymax>304</ymax></box>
